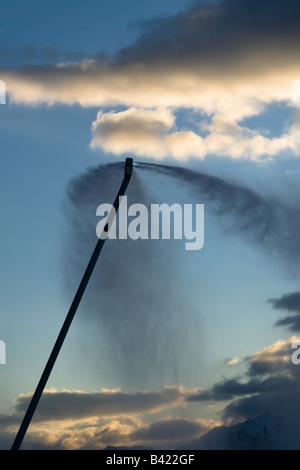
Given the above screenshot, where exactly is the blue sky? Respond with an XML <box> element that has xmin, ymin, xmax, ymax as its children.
<box><xmin>0</xmin><ymin>0</ymin><xmax>300</xmax><ymax>450</ymax></box>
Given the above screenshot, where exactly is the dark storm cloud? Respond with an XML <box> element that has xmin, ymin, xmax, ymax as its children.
<box><xmin>116</xmin><ymin>0</ymin><xmax>300</xmax><ymax>68</ymax></box>
<box><xmin>2</xmin><ymin>0</ymin><xmax>300</xmax><ymax>117</ymax></box>
<box><xmin>2</xmin><ymin>0</ymin><xmax>300</xmax><ymax>159</ymax></box>
<box><xmin>4</xmin><ymin>0</ymin><xmax>300</xmax><ymax>74</ymax></box>
<box><xmin>269</xmin><ymin>292</ymin><xmax>300</xmax><ymax>332</ymax></box>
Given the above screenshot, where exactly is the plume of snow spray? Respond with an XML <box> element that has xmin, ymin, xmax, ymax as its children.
<box><xmin>136</xmin><ymin>162</ymin><xmax>300</xmax><ymax>269</ymax></box>
<box><xmin>62</xmin><ymin>161</ymin><xmax>299</xmax><ymax>390</ymax></box>
<box><xmin>62</xmin><ymin>162</ymin><xmax>200</xmax><ymax>390</ymax></box>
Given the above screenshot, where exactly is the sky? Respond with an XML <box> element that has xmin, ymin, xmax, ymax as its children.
<box><xmin>0</xmin><ymin>0</ymin><xmax>300</xmax><ymax>450</ymax></box>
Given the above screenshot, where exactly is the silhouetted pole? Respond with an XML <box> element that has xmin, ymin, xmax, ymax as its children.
<box><xmin>11</xmin><ymin>158</ymin><xmax>133</xmax><ymax>450</ymax></box>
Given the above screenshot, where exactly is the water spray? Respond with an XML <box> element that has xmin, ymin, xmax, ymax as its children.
<box><xmin>11</xmin><ymin>158</ymin><xmax>133</xmax><ymax>450</ymax></box>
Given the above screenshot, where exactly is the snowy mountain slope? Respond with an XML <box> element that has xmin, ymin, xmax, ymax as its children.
<box><xmin>187</xmin><ymin>411</ymin><xmax>300</xmax><ymax>450</ymax></box>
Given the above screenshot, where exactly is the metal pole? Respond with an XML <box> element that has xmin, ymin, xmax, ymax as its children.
<box><xmin>11</xmin><ymin>158</ymin><xmax>133</xmax><ymax>450</ymax></box>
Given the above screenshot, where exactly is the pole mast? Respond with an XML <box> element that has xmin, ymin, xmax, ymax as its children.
<box><xmin>11</xmin><ymin>158</ymin><xmax>133</xmax><ymax>450</ymax></box>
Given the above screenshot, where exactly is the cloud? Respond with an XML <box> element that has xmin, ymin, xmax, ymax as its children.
<box><xmin>2</xmin><ymin>413</ymin><xmax>215</xmax><ymax>450</ymax></box>
<box><xmin>2</xmin><ymin>0</ymin><xmax>300</xmax><ymax>110</ymax></box>
<box><xmin>90</xmin><ymin>107</ymin><xmax>176</xmax><ymax>158</ymax></box>
<box><xmin>274</xmin><ymin>316</ymin><xmax>300</xmax><ymax>332</ymax></box>
<box><xmin>13</xmin><ymin>386</ymin><xmax>188</xmax><ymax>422</ymax></box>
<box><xmin>269</xmin><ymin>292</ymin><xmax>300</xmax><ymax>312</ymax></box>
<box><xmin>90</xmin><ymin>107</ymin><xmax>300</xmax><ymax>161</ymax></box>
<box><xmin>115</xmin><ymin>0</ymin><xmax>300</xmax><ymax>70</ymax></box>
<box><xmin>5</xmin><ymin>337</ymin><xmax>299</xmax><ymax>448</ymax></box>
<box><xmin>2</xmin><ymin>0</ymin><xmax>300</xmax><ymax>160</ymax></box>
<box><xmin>1</xmin><ymin>386</ymin><xmax>217</xmax><ymax>450</ymax></box>
<box><xmin>189</xmin><ymin>375</ymin><xmax>296</xmax><ymax>403</ymax></box>
<box><xmin>226</xmin><ymin>357</ymin><xmax>241</xmax><ymax>366</ymax></box>
<box><xmin>130</xmin><ymin>417</ymin><xmax>214</xmax><ymax>448</ymax></box>
<box><xmin>186</xmin><ymin>336</ymin><xmax>300</xmax><ymax>423</ymax></box>
<box><xmin>3</xmin><ymin>337</ymin><xmax>299</xmax><ymax>448</ymax></box>
<box><xmin>2</xmin><ymin>412</ymin><xmax>143</xmax><ymax>450</ymax></box>
<box><xmin>0</xmin><ymin>43</ymin><xmax>95</xmax><ymax>66</ymax></box>
<box><xmin>247</xmin><ymin>338</ymin><xmax>296</xmax><ymax>376</ymax></box>
<box><xmin>269</xmin><ymin>292</ymin><xmax>300</xmax><ymax>332</ymax></box>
